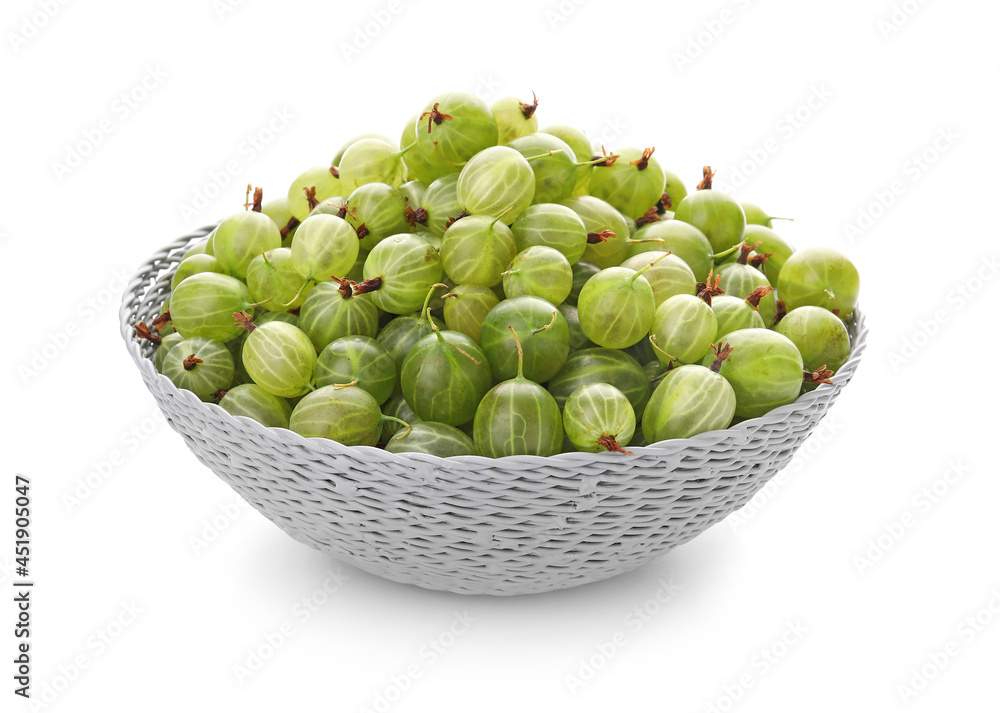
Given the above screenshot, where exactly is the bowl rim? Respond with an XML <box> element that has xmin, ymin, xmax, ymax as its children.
<box><xmin>120</xmin><ymin>227</ymin><xmax>868</xmax><ymax>472</ymax></box>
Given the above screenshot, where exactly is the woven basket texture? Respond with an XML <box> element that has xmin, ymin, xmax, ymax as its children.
<box><xmin>120</xmin><ymin>229</ymin><xmax>867</xmax><ymax>595</ymax></box>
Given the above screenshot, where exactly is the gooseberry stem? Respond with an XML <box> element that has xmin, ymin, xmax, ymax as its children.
<box><xmin>531</xmin><ymin>311</ymin><xmax>558</xmax><ymax>335</ymax></box>
<box><xmin>280</xmin><ymin>216</ymin><xmax>300</xmax><ymax>240</ymax></box>
<box><xmin>524</xmin><ymin>149</ymin><xmax>565</xmax><ymax>163</ymax></box>
<box><xmin>709</xmin><ymin>342</ymin><xmax>734</xmax><ymax>373</ymax></box>
<box><xmin>736</xmin><ymin>242</ymin><xmax>759</xmax><ymax>266</ymax></box>
<box><xmin>587</xmin><ymin>230</ymin><xmax>615</xmax><ymax>244</ymax></box>
<box><xmin>381</xmin><ymin>416</ymin><xmax>412</xmax><ymax>439</ymax></box>
<box><xmin>772</xmin><ymin>299</ymin><xmax>787</xmax><ymax>325</ymax></box>
<box><xmin>648</xmin><ymin>335</ymin><xmax>677</xmax><ymax>364</ymax></box>
<box><xmin>625</xmin><ymin>251</ymin><xmax>671</xmax><ymax>285</ymax></box>
<box><xmin>182</xmin><ymin>353</ymin><xmax>203</xmax><ymax>370</ymax></box>
<box><xmin>635</xmin><ymin>207</ymin><xmax>661</xmax><ymax>227</ymax></box>
<box><xmin>697</xmin><ymin>270</ymin><xmax>725</xmax><ymax>306</ymax></box>
<box><xmin>711</xmin><ymin>239</ymin><xmax>747</xmax><ymax>262</ymax></box>
<box><xmin>420</xmin><ymin>283</ymin><xmax>449</xmax><ymax>327</ymax></box>
<box><xmin>508</xmin><ymin>325</ymin><xmax>525</xmax><ymax>380</ymax></box>
<box><xmin>151</xmin><ymin>311</ymin><xmax>171</xmax><ymax>332</ymax></box>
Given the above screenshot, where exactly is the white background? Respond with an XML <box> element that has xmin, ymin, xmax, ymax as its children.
<box><xmin>3</xmin><ymin>0</ymin><xmax>999</xmax><ymax>710</ymax></box>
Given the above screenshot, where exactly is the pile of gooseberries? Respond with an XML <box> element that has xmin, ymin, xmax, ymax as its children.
<box><xmin>136</xmin><ymin>91</ymin><xmax>861</xmax><ymax>458</ymax></box>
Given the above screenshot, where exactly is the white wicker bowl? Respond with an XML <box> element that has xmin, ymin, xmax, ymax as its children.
<box><xmin>120</xmin><ymin>228</ymin><xmax>867</xmax><ymax>596</ymax></box>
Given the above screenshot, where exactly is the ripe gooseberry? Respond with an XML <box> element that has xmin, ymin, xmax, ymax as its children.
<box><xmin>507</xmin><ymin>132</ymin><xmax>579</xmax><ymax>204</ymax></box>
<box><xmin>538</xmin><ymin>124</ymin><xmax>593</xmax><ymax>194</ymax></box>
<box><xmin>705</xmin><ymin>329</ymin><xmax>804</xmax><ymax>420</ymax></box>
<box><xmin>287</xmin><ymin>166</ymin><xmax>342</xmax><ymax>221</ymax></box>
<box><xmin>510</xmin><ymin>203</ymin><xmax>588</xmax><ymax>264</ymax></box>
<box><xmin>743</xmin><ymin>224</ymin><xmax>794</xmax><ymax>284</ymax></box>
<box><xmin>415</xmin><ymin>92</ymin><xmax>499</xmax><ymax>167</ymax></box>
<box><xmin>337</xmin><ymin>138</ymin><xmax>409</xmax><ymax>192</ymax></box>
<box><xmin>420</xmin><ymin>173</ymin><xmax>463</xmax><ymax>238</ymax></box>
<box><xmin>774</xmin><ymin>306</ymin><xmax>851</xmax><ymax>375</ymax></box>
<box><xmin>212</xmin><ymin>188</ymin><xmax>282</xmax><ymax>280</ymax></box>
<box><xmin>588</xmin><ymin>147</ymin><xmax>666</xmax><ymax>220</ymax></box>
<box><xmin>362</xmin><ymin>233</ymin><xmax>444</xmax><ymax>314</ymax></box>
<box><xmin>171</xmin><ymin>254</ymin><xmax>224</xmax><ymax>291</ymax></box>
<box><xmin>170</xmin><ymin>272</ymin><xmax>255</xmax><ymax>342</ymax></box>
<box><xmin>161</xmin><ymin>336</ymin><xmax>234</xmax><ymax>402</ymax></box>
<box><xmin>547</xmin><ymin>348</ymin><xmax>651</xmax><ymax>414</ymax></box>
<box><xmin>386</xmin><ymin>421</ymin><xmax>476</xmax><ymax>457</ymax></box>
<box><xmin>440</xmin><ymin>284</ymin><xmax>499</xmax><ymax>343</ymax></box>
<box><xmin>502</xmin><ymin>246</ymin><xmax>573</xmax><ymax>305</ymax></box>
<box><xmin>298</xmin><ymin>280</ymin><xmax>380</xmax><ymax>351</ymax></box>
<box><xmin>777</xmin><ymin>247</ymin><xmax>860</xmax><ymax>318</ymax></box>
<box><xmin>492</xmin><ymin>92</ymin><xmax>539</xmax><ymax>145</ymax></box>
<box><xmin>247</xmin><ymin>247</ymin><xmax>314</xmax><ymax>312</ymax></box>
<box><xmin>632</xmin><ymin>220</ymin><xmax>714</xmax><ymax>281</ymax></box>
<box><xmin>559</xmin><ymin>195</ymin><xmax>631</xmax><ymax>269</ymax></box>
<box><xmin>620</xmin><ymin>251</ymin><xmax>697</xmax><ymax>307</ymax></box>
<box><xmin>577</xmin><ymin>254</ymin><xmax>669</xmax><ymax>349</ymax></box>
<box><xmin>456</xmin><ymin>145</ymin><xmax>535</xmax><ymax>223</ymax></box>
<box><xmin>342</xmin><ymin>183</ymin><xmax>413</xmax><ymax>251</ymax></box>
<box><xmin>673</xmin><ymin>167</ymin><xmax>746</xmax><ymax>254</ymax></box>
<box><xmin>290</xmin><ymin>384</ymin><xmax>401</xmax><ymax>446</ymax></box>
<box><xmin>473</xmin><ymin>327</ymin><xmax>563</xmax><ymax>458</ymax></box>
<box><xmin>478</xmin><ymin>296</ymin><xmax>570</xmax><ymax>382</ymax></box>
<box><xmin>649</xmin><ymin>293</ymin><xmax>719</xmax><ymax>366</ymax></box>
<box><xmin>218</xmin><ymin>383</ymin><xmax>293</xmax><ymax>428</ymax></box>
<box><xmin>642</xmin><ymin>344</ymin><xmax>737</xmax><ymax>442</ymax></box>
<box><xmin>439</xmin><ymin>215</ymin><xmax>517</xmax><ymax>288</ymax></box>
<box><xmin>715</xmin><ymin>243</ymin><xmax>777</xmax><ymax>325</ymax></box>
<box><xmin>400</xmin><ymin>318</ymin><xmax>493</xmax><ymax>426</ymax></box>
<box><xmin>563</xmin><ymin>383</ymin><xmax>636</xmax><ymax>453</ymax></box>
<box><xmin>315</xmin><ymin>335</ymin><xmax>396</xmax><ymax>405</ymax></box>
<box><xmin>235</xmin><ymin>312</ymin><xmax>318</xmax><ymax>398</ymax></box>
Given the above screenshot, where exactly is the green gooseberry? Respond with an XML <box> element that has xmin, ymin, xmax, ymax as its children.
<box><xmin>380</xmin><ymin>393</ymin><xmax>421</xmax><ymax>441</ymax></box>
<box><xmin>479</xmin><ymin>296</ymin><xmax>570</xmax><ymax>383</ymax></box>
<box><xmin>508</xmin><ymin>132</ymin><xmax>578</xmax><ymax>204</ymax></box>
<box><xmin>473</xmin><ymin>327</ymin><xmax>564</xmax><ymax>458</ymax></box>
<box><xmin>649</xmin><ymin>293</ymin><xmax>718</xmax><ymax>366</ymax></box>
<box><xmin>620</xmin><ymin>251</ymin><xmax>697</xmax><ymax>307</ymax></box>
<box><xmin>567</xmin><ymin>260</ymin><xmax>600</xmax><ymax>305</ymax></box>
<box><xmin>219</xmin><ymin>384</ymin><xmax>293</xmax><ymax>428</ymax></box>
<box><xmin>298</xmin><ymin>281</ymin><xmax>380</xmax><ymax>351</ymax></box>
<box><xmin>502</xmin><ymin>246</ymin><xmax>573</xmax><ymax>305</ymax></box>
<box><xmin>705</xmin><ymin>329</ymin><xmax>804</xmax><ymax>420</ymax></box>
<box><xmin>399</xmin><ymin>113</ymin><xmax>457</xmax><ymax>184</ymax></box>
<box><xmin>440</xmin><ymin>215</ymin><xmax>516</xmax><ymax>288</ymax></box>
<box><xmin>182</xmin><ymin>238</ymin><xmax>210</xmax><ymax>260</ymax></box>
<box><xmin>632</xmin><ymin>220</ymin><xmax>714</xmax><ymax>281</ymax></box>
<box><xmin>588</xmin><ymin>147</ymin><xmax>666</xmax><ymax>220</ymax></box>
<box><xmin>538</xmin><ymin>124</ymin><xmax>593</xmax><ymax>194</ymax></box>
<box><xmin>171</xmin><ymin>254</ymin><xmax>224</xmax><ymax>291</ymax></box>
<box><xmin>170</xmin><ymin>272</ymin><xmax>254</xmax><ymax>342</ymax></box>
<box><xmin>491</xmin><ymin>93</ymin><xmax>539</xmax><ymax>145</ymax></box>
<box><xmin>441</xmin><ymin>284</ymin><xmax>499</xmax><ymax>342</ymax></box>
<box><xmin>563</xmin><ymin>383</ymin><xmax>636</xmax><ymax>453</ymax></box>
<box><xmin>547</xmin><ymin>348</ymin><xmax>651</xmax><ymax>414</ymax></box>
<box><xmin>386</xmin><ymin>421</ymin><xmax>476</xmax><ymax>457</ymax></box>
<box><xmin>673</xmin><ymin>167</ymin><xmax>746</xmax><ymax>254</ymax></box>
<box><xmin>642</xmin><ymin>354</ymin><xmax>737</xmax><ymax>442</ymax></box>
<box><xmin>238</xmin><ymin>315</ymin><xmax>317</xmax><ymax>399</ymax></box>
<box><xmin>363</xmin><ymin>233</ymin><xmax>444</xmax><ymax>314</ymax></box>
<box><xmin>332</xmin><ymin>133</ymin><xmax>395</xmax><ymax>166</ymax></box>
<box><xmin>398</xmin><ymin>179</ymin><xmax>427</xmax><ymax>210</ymax></box>
<box><xmin>289</xmin><ymin>214</ymin><xmax>359</xmax><ymax>291</ymax></box>
<box><xmin>400</xmin><ymin>323</ymin><xmax>493</xmax><ymax>426</ymax></box>
<box><xmin>510</xmin><ymin>203</ymin><xmax>588</xmax><ymax>264</ymax></box>
<box><xmin>162</xmin><ymin>336</ymin><xmax>234</xmax><ymax>402</ymax></box>
<box><xmin>744</xmin><ymin>224</ymin><xmax>794</xmax><ymax>285</ymax></box>
<box><xmin>714</xmin><ymin>244</ymin><xmax>777</xmax><ymax>326</ymax></box>
<box><xmin>775</xmin><ymin>306</ymin><xmax>851</xmax><ymax>375</ymax></box>
<box><xmin>261</xmin><ymin>196</ymin><xmax>300</xmax><ymax>245</ymax></box>
<box><xmin>211</xmin><ymin>194</ymin><xmax>282</xmax><ymax>280</ymax></box>
<box><xmin>290</xmin><ymin>384</ymin><xmax>397</xmax><ymax>446</ymax></box>
<box><xmin>711</xmin><ymin>295</ymin><xmax>766</xmax><ymax>340</ymax></box>
<box><xmin>337</xmin><ymin>138</ymin><xmax>409</xmax><ymax>193</ymax></box>
<box><xmin>154</xmin><ymin>332</ymin><xmax>185</xmax><ymax>373</ymax></box>
<box><xmin>559</xmin><ymin>195</ymin><xmax>631</xmax><ymax>268</ymax></box>
<box><xmin>456</xmin><ymin>145</ymin><xmax>535</xmax><ymax>223</ymax></box>
<box><xmin>343</xmin><ymin>182</ymin><xmax>413</xmax><ymax>252</ymax></box>
<box><xmin>415</xmin><ymin>92</ymin><xmax>498</xmax><ymax>166</ymax></box>
<box><xmin>421</xmin><ymin>173</ymin><xmax>463</xmax><ymax>238</ymax></box>
<box><xmin>777</xmin><ymin>247</ymin><xmax>860</xmax><ymax>319</ymax></box>
<box><xmin>662</xmin><ymin>170</ymin><xmax>688</xmax><ymax>211</ymax></box>
<box><xmin>247</xmin><ymin>247</ymin><xmax>314</xmax><ymax>312</ymax></box>
<box><xmin>287</xmin><ymin>165</ymin><xmax>342</xmax><ymax>221</ymax></box>
<box><xmin>577</xmin><ymin>257</ymin><xmax>667</xmax><ymax>349</ymax></box>
<box><xmin>315</xmin><ymin>335</ymin><xmax>397</xmax><ymax>404</ymax></box>
<box><xmin>557</xmin><ymin>303</ymin><xmax>595</xmax><ymax>353</ymax></box>
<box><xmin>376</xmin><ymin>286</ymin><xmax>449</xmax><ymax>380</ymax></box>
